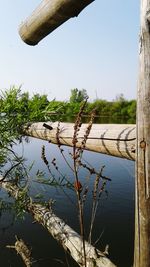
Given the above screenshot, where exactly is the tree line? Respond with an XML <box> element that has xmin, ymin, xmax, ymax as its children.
<box><xmin>0</xmin><ymin>86</ymin><xmax>136</xmax><ymax>124</ymax></box>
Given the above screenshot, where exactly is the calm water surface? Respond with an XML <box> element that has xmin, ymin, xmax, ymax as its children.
<box><xmin>0</xmin><ymin>137</ymin><xmax>135</xmax><ymax>267</ymax></box>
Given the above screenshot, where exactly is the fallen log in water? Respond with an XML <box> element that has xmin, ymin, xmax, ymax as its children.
<box><xmin>19</xmin><ymin>0</ymin><xmax>94</xmax><ymax>45</ymax></box>
<box><xmin>6</xmin><ymin>237</ymin><xmax>32</xmax><ymax>267</ymax></box>
<box><xmin>23</xmin><ymin>122</ymin><xmax>136</xmax><ymax>160</ymax></box>
<box><xmin>1</xmin><ymin>181</ymin><xmax>116</xmax><ymax>267</ymax></box>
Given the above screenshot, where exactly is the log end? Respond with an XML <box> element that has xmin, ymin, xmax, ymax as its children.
<box><xmin>18</xmin><ymin>0</ymin><xmax>95</xmax><ymax>46</ymax></box>
<box><xmin>18</xmin><ymin>23</ymin><xmax>40</xmax><ymax>46</ymax></box>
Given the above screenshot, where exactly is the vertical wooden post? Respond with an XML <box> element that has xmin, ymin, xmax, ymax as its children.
<box><xmin>134</xmin><ymin>0</ymin><xmax>150</xmax><ymax>266</ymax></box>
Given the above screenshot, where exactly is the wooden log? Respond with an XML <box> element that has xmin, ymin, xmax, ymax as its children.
<box><xmin>23</xmin><ymin>122</ymin><xmax>136</xmax><ymax>160</ymax></box>
<box><xmin>134</xmin><ymin>1</ymin><xmax>150</xmax><ymax>266</ymax></box>
<box><xmin>1</xmin><ymin>181</ymin><xmax>116</xmax><ymax>267</ymax></box>
<box><xmin>7</xmin><ymin>237</ymin><xmax>32</xmax><ymax>267</ymax></box>
<box><xmin>19</xmin><ymin>0</ymin><xmax>94</xmax><ymax>45</ymax></box>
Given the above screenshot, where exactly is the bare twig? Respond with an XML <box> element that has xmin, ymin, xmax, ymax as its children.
<box><xmin>0</xmin><ymin>160</ymin><xmax>24</xmax><ymax>182</ymax></box>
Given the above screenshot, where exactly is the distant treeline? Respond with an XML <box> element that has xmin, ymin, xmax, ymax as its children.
<box><xmin>0</xmin><ymin>87</ymin><xmax>136</xmax><ymax>124</ymax></box>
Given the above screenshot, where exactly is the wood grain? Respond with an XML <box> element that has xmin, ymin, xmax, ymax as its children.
<box><xmin>19</xmin><ymin>0</ymin><xmax>94</xmax><ymax>45</ymax></box>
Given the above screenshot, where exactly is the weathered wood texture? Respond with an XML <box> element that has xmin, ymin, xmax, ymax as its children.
<box><xmin>1</xmin><ymin>181</ymin><xmax>116</xmax><ymax>267</ymax></box>
<box><xmin>19</xmin><ymin>0</ymin><xmax>94</xmax><ymax>45</ymax></box>
<box><xmin>23</xmin><ymin>122</ymin><xmax>136</xmax><ymax>160</ymax></box>
<box><xmin>7</xmin><ymin>238</ymin><xmax>32</xmax><ymax>267</ymax></box>
<box><xmin>134</xmin><ymin>1</ymin><xmax>150</xmax><ymax>266</ymax></box>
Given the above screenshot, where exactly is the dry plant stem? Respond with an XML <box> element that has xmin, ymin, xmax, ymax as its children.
<box><xmin>41</xmin><ymin>146</ymin><xmax>75</xmax><ymax>206</ymax></box>
<box><xmin>78</xmin><ymin>161</ymin><xmax>111</xmax><ymax>181</ymax></box>
<box><xmin>42</xmin><ymin>144</ymin><xmax>73</xmax><ymax>187</ymax></box>
<box><xmin>73</xmin><ymin>150</ymin><xmax>87</xmax><ymax>267</ymax></box>
<box><xmin>59</xmin><ymin>147</ymin><xmax>74</xmax><ymax>172</ymax></box>
<box><xmin>89</xmin><ymin>180</ymin><xmax>106</xmax><ymax>244</ymax></box>
<box><xmin>72</xmin><ymin>100</ymin><xmax>88</xmax><ymax>267</ymax></box>
<box><xmin>56</xmin><ymin>121</ymin><xmax>75</xmax><ymax>172</ymax></box>
<box><xmin>79</xmin><ymin>109</ymin><xmax>96</xmax><ymax>161</ymax></box>
<box><xmin>0</xmin><ymin>162</ymin><xmax>21</xmax><ymax>182</ymax></box>
<box><xmin>51</xmin><ymin>157</ymin><xmax>73</xmax><ymax>188</ymax></box>
<box><xmin>88</xmin><ymin>174</ymin><xmax>100</xmax><ymax>244</ymax></box>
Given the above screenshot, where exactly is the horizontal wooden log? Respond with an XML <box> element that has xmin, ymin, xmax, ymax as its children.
<box><xmin>19</xmin><ymin>0</ymin><xmax>94</xmax><ymax>45</ymax></box>
<box><xmin>23</xmin><ymin>122</ymin><xmax>136</xmax><ymax>160</ymax></box>
<box><xmin>1</xmin><ymin>180</ymin><xmax>116</xmax><ymax>267</ymax></box>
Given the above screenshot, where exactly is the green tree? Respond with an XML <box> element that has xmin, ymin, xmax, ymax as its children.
<box><xmin>28</xmin><ymin>93</ymin><xmax>49</xmax><ymax>121</ymax></box>
<box><xmin>127</xmin><ymin>100</ymin><xmax>136</xmax><ymax>118</ymax></box>
<box><xmin>69</xmin><ymin>89</ymin><xmax>88</xmax><ymax>103</ymax></box>
<box><xmin>114</xmin><ymin>93</ymin><xmax>126</xmax><ymax>102</ymax></box>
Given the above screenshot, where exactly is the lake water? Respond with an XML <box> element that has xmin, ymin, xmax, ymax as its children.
<box><xmin>0</xmin><ymin>137</ymin><xmax>135</xmax><ymax>267</ymax></box>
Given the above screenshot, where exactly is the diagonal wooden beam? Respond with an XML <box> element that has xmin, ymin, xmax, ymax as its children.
<box><xmin>19</xmin><ymin>0</ymin><xmax>95</xmax><ymax>45</ymax></box>
<box><xmin>1</xmin><ymin>180</ymin><xmax>116</xmax><ymax>267</ymax></box>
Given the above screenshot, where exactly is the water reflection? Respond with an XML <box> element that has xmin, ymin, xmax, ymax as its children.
<box><xmin>0</xmin><ymin>130</ymin><xmax>134</xmax><ymax>267</ymax></box>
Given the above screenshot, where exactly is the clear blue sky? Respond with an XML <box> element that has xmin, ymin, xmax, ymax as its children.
<box><xmin>0</xmin><ymin>1</ymin><xmax>139</xmax><ymax>101</ymax></box>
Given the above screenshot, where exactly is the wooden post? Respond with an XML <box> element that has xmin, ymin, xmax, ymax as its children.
<box><xmin>19</xmin><ymin>0</ymin><xmax>94</xmax><ymax>45</ymax></box>
<box><xmin>134</xmin><ymin>0</ymin><xmax>150</xmax><ymax>266</ymax></box>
